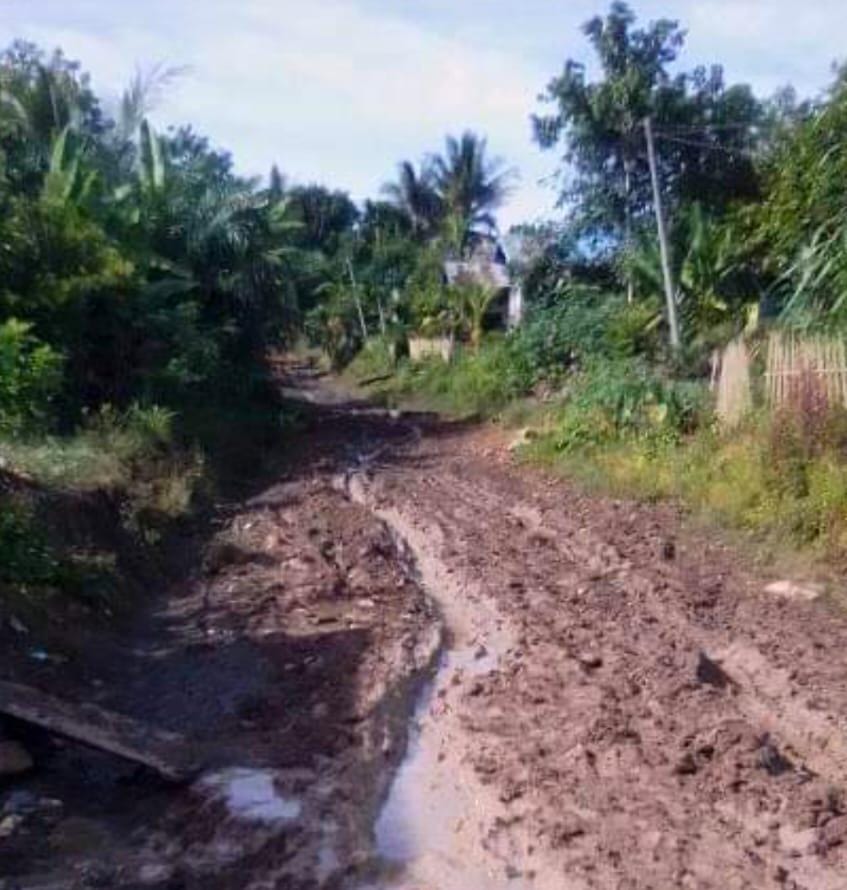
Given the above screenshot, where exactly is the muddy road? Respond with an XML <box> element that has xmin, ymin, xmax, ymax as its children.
<box><xmin>4</xmin><ymin>366</ymin><xmax>847</xmax><ymax>889</ymax></box>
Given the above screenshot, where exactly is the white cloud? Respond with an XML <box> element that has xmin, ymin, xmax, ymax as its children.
<box><xmin>2</xmin><ymin>0</ymin><xmax>846</xmax><ymax>229</ymax></box>
<box><xmin>0</xmin><ymin>0</ymin><xmax>554</xmax><ymax>227</ymax></box>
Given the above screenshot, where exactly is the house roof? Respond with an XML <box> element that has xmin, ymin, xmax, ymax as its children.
<box><xmin>444</xmin><ymin>259</ymin><xmax>511</xmax><ymax>290</ymax></box>
<box><xmin>443</xmin><ymin>237</ymin><xmax>512</xmax><ymax>291</ymax></box>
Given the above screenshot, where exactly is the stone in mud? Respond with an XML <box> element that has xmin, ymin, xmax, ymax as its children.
<box><xmin>311</xmin><ymin>702</ymin><xmax>329</xmax><ymax>720</ymax></box>
<box><xmin>552</xmin><ymin>813</ymin><xmax>586</xmax><ymax>847</ymax></box>
<box><xmin>0</xmin><ymin>813</ymin><xmax>23</xmax><ymax>839</ymax></box>
<box><xmin>674</xmin><ymin>751</ymin><xmax>699</xmax><ymax>775</ymax></box>
<box><xmin>757</xmin><ymin>734</ymin><xmax>793</xmax><ymax>777</ymax></box>
<box><xmin>136</xmin><ymin>863</ymin><xmax>177</xmax><ymax>886</ymax></box>
<box><xmin>695</xmin><ymin>651</ymin><xmax>733</xmax><ymax>689</ymax></box>
<box><xmin>577</xmin><ymin>651</ymin><xmax>603</xmax><ymax>670</ymax></box>
<box><xmin>819</xmin><ymin>815</ymin><xmax>847</xmax><ymax>849</ymax></box>
<box><xmin>0</xmin><ymin>740</ymin><xmax>33</xmax><ymax>776</ymax></box>
<box><xmin>764</xmin><ymin>580</ymin><xmax>823</xmax><ymax>602</ymax></box>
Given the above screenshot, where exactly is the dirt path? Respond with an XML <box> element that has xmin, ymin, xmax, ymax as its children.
<box><xmin>345</xmin><ymin>411</ymin><xmax>847</xmax><ymax>890</ymax></box>
<box><xmin>4</xmin><ymin>366</ymin><xmax>847</xmax><ymax>889</ymax></box>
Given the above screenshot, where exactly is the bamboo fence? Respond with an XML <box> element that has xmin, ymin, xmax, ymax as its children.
<box><xmin>764</xmin><ymin>332</ymin><xmax>847</xmax><ymax>408</ymax></box>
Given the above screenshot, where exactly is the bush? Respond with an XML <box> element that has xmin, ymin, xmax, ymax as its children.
<box><xmin>0</xmin><ymin>403</ymin><xmax>202</xmax><ymax>529</ymax></box>
<box><xmin>510</xmin><ymin>289</ymin><xmax>662</xmax><ymax>383</ymax></box>
<box><xmin>379</xmin><ymin>337</ymin><xmax>533</xmax><ymax>417</ymax></box>
<box><xmin>0</xmin><ymin>319</ymin><xmax>63</xmax><ymax>435</ymax></box>
<box><xmin>550</xmin><ymin>360</ymin><xmax>710</xmax><ymax>453</ymax></box>
<box><xmin>0</xmin><ymin>503</ymin><xmax>61</xmax><ymax>586</ymax></box>
<box><xmin>345</xmin><ymin>335</ymin><xmax>400</xmax><ymax>382</ymax></box>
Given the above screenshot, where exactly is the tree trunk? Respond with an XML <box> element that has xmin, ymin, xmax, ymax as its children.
<box><xmin>624</xmin><ymin>156</ymin><xmax>634</xmax><ymax>305</ymax></box>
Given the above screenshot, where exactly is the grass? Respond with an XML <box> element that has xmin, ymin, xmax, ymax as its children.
<box><xmin>345</xmin><ymin>331</ymin><xmax>847</xmax><ymax>570</ymax></box>
<box><xmin>0</xmin><ymin>404</ymin><xmax>206</xmax><ymax>605</ymax></box>
<box><xmin>347</xmin><ymin>334</ymin><xmax>530</xmax><ymax>418</ymax></box>
<box><xmin>524</xmin><ymin>411</ymin><xmax>847</xmax><ymax>565</ymax></box>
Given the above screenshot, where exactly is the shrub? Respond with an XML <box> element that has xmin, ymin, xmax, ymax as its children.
<box><xmin>345</xmin><ymin>335</ymin><xmax>400</xmax><ymax>382</ymax></box>
<box><xmin>382</xmin><ymin>337</ymin><xmax>533</xmax><ymax>417</ymax></box>
<box><xmin>510</xmin><ymin>289</ymin><xmax>662</xmax><ymax>383</ymax></box>
<box><xmin>551</xmin><ymin>360</ymin><xmax>710</xmax><ymax>453</ymax></box>
<box><xmin>0</xmin><ymin>319</ymin><xmax>63</xmax><ymax>435</ymax></box>
<box><xmin>0</xmin><ymin>503</ymin><xmax>61</xmax><ymax>586</ymax></box>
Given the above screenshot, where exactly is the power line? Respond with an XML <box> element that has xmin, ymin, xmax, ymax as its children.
<box><xmin>653</xmin><ymin>122</ymin><xmax>756</xmax><ymax>134</ymax></box>
<box><xmin>653</xmin><ymin>132</ymin><xmax>757</xmax><ymax>159</ymax></box>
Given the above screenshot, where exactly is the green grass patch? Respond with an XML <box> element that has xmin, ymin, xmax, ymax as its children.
<box><xmin>526</xmin><ymin>413</ymin><xmax>847</xmax><ymax>563</ymax></box>
<box><xmin>352</xmin><ymin>335</ymin><xmax>532</xmax><ymax>418</ymax></box>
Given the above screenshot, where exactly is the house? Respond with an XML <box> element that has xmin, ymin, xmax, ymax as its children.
<box><xmin>443</xmin><ymin>236</ymin><xmax>524</xmax><ymax>329</ymax></box>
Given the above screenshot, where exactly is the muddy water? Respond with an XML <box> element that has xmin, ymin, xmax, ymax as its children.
<box><xmin>342</xmin><ymin>469</ymin><xmax>550</xmax><ymax>890</ymax></box>
<box><xmin>371</xmin><ymin>633</ymin><xmax>520</xmax><ymax>890</ymax></box>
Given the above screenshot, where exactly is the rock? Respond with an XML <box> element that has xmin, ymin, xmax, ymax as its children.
<box><xmin>0</xmin><ymin>740</ymin><xmax>33</xmax><ymax>776</ymax></box>
<box><xmin>137</xmin><ymin>863</ymin><xmax>176</xmax><ymax>886</ymax></box>
<box><xmin>552</xmin><ymin>813</ymin><xmax>586</xmax><ymax>847</ymax></box>
<box><xmin>661</xmin><ymin>539</ymin><xmax>676</xmax><ymax>560</ymax></box>
<box><xmin>2</xmin><ymin>790</ymin><xmax>40</xmax><ymax>815</ymax></box>
<box><xmin>696</xmin><ymin>652</ymin><xmax>733</xmax><ymax>689</ymax></box>
<box><xmin>0</xmin><ymin>813</ymin><xmax>23</xmax><ymax>839</ymax></box>
<box><xmin>577</xmin><ymin>651</ymin><xmax>603</xmax><ymax>671</ymax></box>
<box><xmin>757</xmin><ymin>734</ymin><xmax>793</xmax><ymax>777</ymax></box>
<box><xmin>311</xmin><ymin>702</ymin><xmax>329</xmax><ymax>720</ymax></box>
<box><xmin>8</xmin><ymin>615</ymin><xmax>28</xmax><ymax>635</ymax></box>
<box><xmin>820</xmin><ymin>815</ymin><xmax>847</xmax><ymax>849</ymax></box>
<box><xmin>674</xmin><ymin>752</ymin><xmax>699</xmax><ymax>775</ymax></box>
<box><xmin>764</xmin><ymin>580</ymin><xmax>823</xmax><ymax>602</ymax></box>
<box><xmin>507</xmin><ymin>428</ymin><xmax>537</xmax><ymax>452</ymax></box>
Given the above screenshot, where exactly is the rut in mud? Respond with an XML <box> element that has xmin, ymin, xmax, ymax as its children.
<box><xmin>5</xmin><ymin>367</ymin><xmax>847</xmax><ymax>890</ymax></box>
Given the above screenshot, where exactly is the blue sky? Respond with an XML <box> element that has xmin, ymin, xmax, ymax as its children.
<box><xmin>1</xmin><ymin>1</ymin><xmax>845</xmax><ymax>228</ymax></box>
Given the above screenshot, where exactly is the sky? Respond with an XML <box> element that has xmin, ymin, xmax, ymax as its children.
<box><xmin>1</xmin><ymin>0</ymin><xmax>846</xmax><ymax>229</ymax></box>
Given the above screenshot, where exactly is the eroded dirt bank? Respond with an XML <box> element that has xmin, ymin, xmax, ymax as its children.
<box><xmin>5</xmin><ymin>368</ymin><xmax>847</xmax><ymax>889</ymax></box>
<box><xmin>0</xmin><ymin>394</ymin><xmax>441</xmax><ymax>889</ymax></box>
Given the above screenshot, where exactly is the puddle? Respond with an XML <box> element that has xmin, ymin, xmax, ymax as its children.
<box><xmin>372</xmin><ymin>632</ymin><xmax>526</xmax><ymax>889</ymax></box>
<box><xmin>342</xmin><ymin>467</ymin><xmax>531</xmax><ymax>889</ymax></box>
<box><xmin>200</xmin><ymin>768</ymin><xmax>302</xmax><ymax>824</ymax></box>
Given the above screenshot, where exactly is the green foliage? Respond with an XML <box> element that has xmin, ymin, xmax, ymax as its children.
<box><xmin>370</xmin><ymin>337</ymin><xmax>532</xmax><ymax>418</ymax></box>
<box><xmin>0</xmin><ymin>504</ymin><xmax>61</xmax><ymax>586</ymax></box>
<box><xmin>383</xmin><ymin>132</ymin><xmax>513</xmax><ymax>259</ymax></box>
<box><xmin>743</xmin><ymin>74</ymin><xmax>847</xmax><ymax>328</ymax></box>
<box><xmin>510</xmin><ymin>289</ymin><xmax>662</xmax><ymax>381</ymax></box>
<box><xmin>533</xmin><ymin>1</ymin><xmax>761</xmax><ymax>257</ymax></box>
<box><xmin>345</xmin><ymin>335</ymin><xmax>400</xmax><ymax>382</ymax></box>
<box><xmin>0</xmin><ymin>318</ymin><xmax>62</xmax><ymax>434</ymax></box>
<box><xmin>528</xmin><ymin>392</ymin><xmax>847</xmax><ymax>561</ymax></box>
<box><xmin>631</xmin><ymin>203</ymin><xmax>758</xmax><ymax>339</ymax></box>
<box><xmin>547</xmin><ymin>359</ymin><xmax>708</xmax><ymax>453</ymax></box>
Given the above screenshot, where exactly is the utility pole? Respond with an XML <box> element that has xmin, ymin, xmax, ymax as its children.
<box><xmin>644</xmin><ymin>116</ymin><xmax>681</xmax><ymax>351</ymax></box>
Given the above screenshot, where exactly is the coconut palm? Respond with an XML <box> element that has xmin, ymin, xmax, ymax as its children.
<box><xmin>429</xmin><ymin>131</ymin><xmax>514</xmax><ymax>255</ymax></box>
<box><xmin>382</xmin><ymin>160</ymin><xmax>442</xmax><ymax>238</ymax></box>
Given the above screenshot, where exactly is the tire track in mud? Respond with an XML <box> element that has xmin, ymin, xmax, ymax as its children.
<box><xmin>344</xmin><ymin>422</ymin><xmax>847</xmax><ymax>890</ymax></box>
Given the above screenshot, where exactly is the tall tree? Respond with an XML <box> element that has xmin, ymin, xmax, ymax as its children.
<box><xmin>430</xmin><ymin>131</ymin><xmax>513</xmax><ymax>256</ymax></box>
<box><xmin>382</xmin><ymin>160</ymin><xmax>441</xmax><ymax>238</ymax></box>
<box><xmin>533</xmin><ymin>2</ymin><xmax>761</xmax><ymax>294</ymax></box>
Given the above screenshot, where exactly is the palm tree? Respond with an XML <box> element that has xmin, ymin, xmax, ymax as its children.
<box><xmin>429</xmin><ymin>131</ymin><xmax>514</xmax><ymax>256</ymax></box>
<box><xmin>382</xmin><ymin>160</ymin><xmax>442</xmax><ymax>238</ymax></box>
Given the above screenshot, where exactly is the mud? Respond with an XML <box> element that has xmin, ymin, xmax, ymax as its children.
<box><xmin>4</xmin><ymin>364</ymin><xmax>847</xmax><ymax>889</ymax></box>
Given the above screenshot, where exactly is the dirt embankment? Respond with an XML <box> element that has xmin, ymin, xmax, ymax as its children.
<box><xmin>5</xmin><ymin>368</ymin><xmax>847</xmax><ymax>890</ymax></box>
<box><xmin>0</xmin><ymin>401</ymin><xmax>440</xmax><ymax>889</ymax></box>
